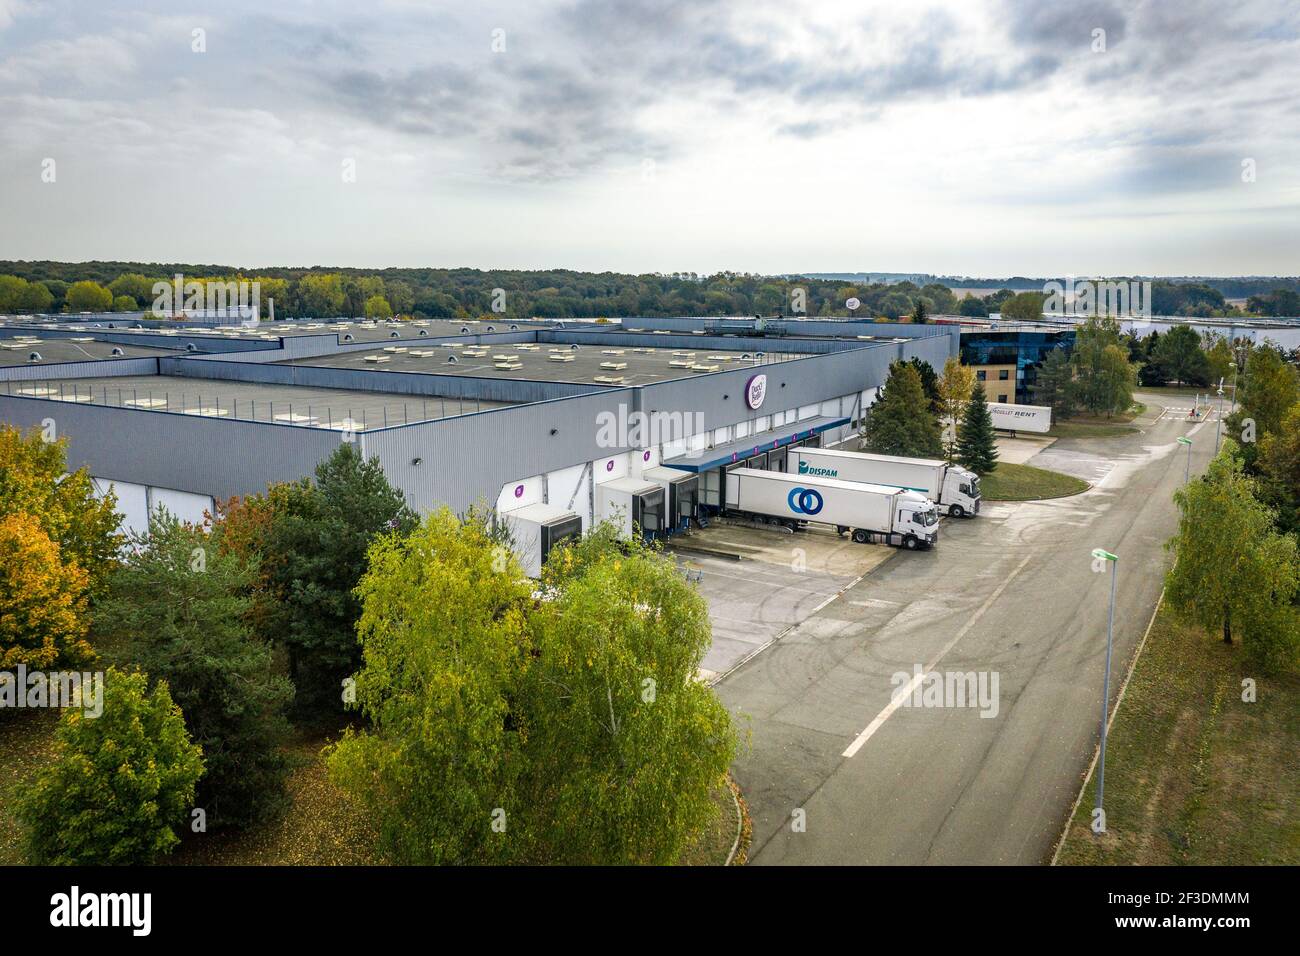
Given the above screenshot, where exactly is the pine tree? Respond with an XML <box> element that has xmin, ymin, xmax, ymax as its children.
<box><xmin>860</xmin><ymin>362</ymin><xmax>944</xmax><ymax>458</ymax></box>
<box><xmin>957</xmin><ymin>382</ymin><xmax>1000</xmax><ymax>475</ymax></box>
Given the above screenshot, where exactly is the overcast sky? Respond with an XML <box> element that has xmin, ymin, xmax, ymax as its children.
<box><xmin>1</xmin><ymin>0</ymin><xmax>1297</xmax><ymax>277</ymax></box>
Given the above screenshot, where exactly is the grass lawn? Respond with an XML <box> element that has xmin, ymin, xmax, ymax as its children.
<box><xmin>0</xmin><ymin>713</ymin><xmax>744</xmax><ymax>865</ymax></box>
<box><xmin>981</xmin><ymin>462</ymin><xmax>1089</xmax><ymax>500</ymax></box>
<box><xmin>1056</xmin><ymin>603</ymin><xmax>1300</xmax><ymax>865</ymax></box>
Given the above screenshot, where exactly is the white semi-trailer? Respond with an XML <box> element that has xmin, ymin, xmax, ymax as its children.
<box><xmin>989</xmin><ymin>401</ymin><xmax>1052</xmax><ymax>434</ymax></box>
<box><xmin>725</xmin><ymin>469</ymin><xmax>938</xmax><ymax>549</ymax></box>
<box><xmin>787</xmin><ymin>447</ymin><xmax>981</xmax><ymax>518</ymax></box>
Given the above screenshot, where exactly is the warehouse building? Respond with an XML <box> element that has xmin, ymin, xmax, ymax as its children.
<box><xmin>1</xmin><ymin>316</ymin><xmax>956</xmax><ymax>568</ymax></box>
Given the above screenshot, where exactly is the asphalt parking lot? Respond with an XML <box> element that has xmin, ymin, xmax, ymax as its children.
<box><xmin>698</xmin><ymin>396</ymin><xmax>1220</xmax><ymax>864</ymax></box>
<box><xmin>672</xmin><ymin>520</ymin><xmax>895</xmax><ymax>680</ymax></box>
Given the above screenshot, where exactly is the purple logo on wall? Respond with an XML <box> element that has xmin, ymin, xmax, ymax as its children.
<box><xmin>605</xmin><ymin>459</ymin><xmax>615</xmax><ymax>472</ymax></box>
<box><xmin>514</xmin><ymin>484</ymin><xmax>524</xmax><ymax>498</ymax></box>
<box><xmin>643</xmin><ymin>450</ymin><xmax>651</xmax><ymax>462</ymax></box>
<box><xmin>745</xmin><ymin>373</ymin><xmax>768</xmax><ymax>410</ymax></box>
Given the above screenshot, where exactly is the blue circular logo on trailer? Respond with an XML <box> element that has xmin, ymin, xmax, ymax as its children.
<box><xmin>787</xmin><ymin>487</ymin><xmax>824</xmax><ymax>515</ymax></box>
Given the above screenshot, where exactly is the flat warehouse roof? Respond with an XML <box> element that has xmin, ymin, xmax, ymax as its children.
<box><xmin>3</xmin><ymin>374</ymin><xmax>513</xmax><ymax>430</ymax></box>
<box><xmin>0</xmin><ymin>338</ymin><xmax>176</xmax><ymax>365</ymax></box>
<box><xmin>282</xmin><ymin>343</ymin><xmax>800</xmax><ymax>385</ymax></box>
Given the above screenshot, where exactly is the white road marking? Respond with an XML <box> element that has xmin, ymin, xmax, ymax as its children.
<box><xmin>841</xmin><ymin>552</ymin><xmax>1035</xmax><ymax>758</ymax></box>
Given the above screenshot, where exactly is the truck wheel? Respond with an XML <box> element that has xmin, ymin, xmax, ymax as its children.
<box><xmin>949</xmin><ymin>504</ymin><xmax>965</xmax><ymax>518</ymax></box>
<box><xmin>903</xmin><ymin>535</ymin><xmax>919</xmax><ymax>550</ymax></box>
<box><xmin>851</xmin><ymin>529</ymin><xmax>869</xmax><ymax>544</ymax></box>
<box><xmin>783</xmin><ymin>520</ymin><xmax>798</xmax><ymax>533</ymax></box>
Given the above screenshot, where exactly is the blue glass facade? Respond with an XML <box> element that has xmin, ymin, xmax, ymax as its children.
<box><xmin>959</xmin><ymin>330</ymin><xmax>1075</xmax><ymax>402</ymax></box>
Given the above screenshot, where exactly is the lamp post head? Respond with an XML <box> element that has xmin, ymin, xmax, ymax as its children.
<box><xmin>1177</xmin><ymin>437</ymin><xmax>1192</xmax><ymax>446</ymax></box>
<box><xmin>1092</xmin><ymin>548</ymin><xmax>1118</xmax><ymax>562</ymax></box>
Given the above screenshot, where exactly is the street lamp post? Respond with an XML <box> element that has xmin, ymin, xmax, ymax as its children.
<box><xmin>1091</xmin><ymin>548</ymin><xmax>1119</xmax><ymax>833</ymax></box>
<box><xmin>1228</xmin><ymin>361</ymin><xmax>1238</xmax><ymax>414</ymax></box>
<box><xmin>1177</xmin><ymin>436</ymin><xmax>1192</xmax><ymax>485</ymax></box>
<box><xmin>1215</xmin><ymin>379</ymin><xmax>1226</xmax><ymax>453</ymax></box>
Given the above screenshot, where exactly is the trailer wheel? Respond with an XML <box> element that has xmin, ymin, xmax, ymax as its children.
<box><xmin>782</xmin><ymin>520</ymin><xmax>797</xmax><ymax>533</ymax></box>
<box><xmin>903</xmin><ymin>534</ymin><xmax>919</xmax><ymax>550</ymax></box>
<box><xmin>949</xmin><ymin>504</ymin><xmax>965</xmax><ymax>518</ymax></box>
<box><xmin>851</xmin><ymin>529</ymin><xmax>869</xmax><ymax>544</ymax></box>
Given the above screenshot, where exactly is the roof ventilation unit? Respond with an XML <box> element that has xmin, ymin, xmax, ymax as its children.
<box><xmin>111</xmin><ymin>347</ymin><xmax>124</xmax><ymax>356</ymax></box>
<box><xmin>447</xmin><ymin>355</ymin><xmax>459</xmax><ymax>364</ymax></box>
<box><xmin>28</xmin><ymin>351</ymin><xmax>42</xmax><ymax>362</ymax></box>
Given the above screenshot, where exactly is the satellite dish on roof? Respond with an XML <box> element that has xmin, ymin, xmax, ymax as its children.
<box><xmin>28</xmin><ymin>351</ymin><xmax>42</xmax><ymax>362</ymax></box>
<box><xmin>447</xmin><ymin>354</ymin><xmax>459</xmax><ymax>364</ymax></box>
<box><xmin>846</xmin><ymin>297</ymin><xmax>861</xmax><ymax>311</ymax></box>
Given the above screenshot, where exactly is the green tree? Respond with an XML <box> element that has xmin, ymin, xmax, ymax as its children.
<box><xmin>1000</xmin><ymin>291</ymin><xmax>1045</xmax><ymax>323</ymax></box>
<box><xmin>96</xmin><ymin>512</ymin><xmax>294</xmax><ymax>827</ymax></box>
<box><xmin>1165</xmin><ymin>443</ymin><xmax>1300</xmax><ymax>669</ymax></box>
<box><xmin>64</xmin><ymin>280</ymin><xmax>113</xmax><ymax>312</ymax></box>
<box><xmin>1256</xmin><ymin>402</ymin><xmax>1300</xmax><ymax>534</ymax></box>
<box><xmin>1071</xmin><ymin>316</ymin><xmax>1135</xmax><ymax>415</ymax></box>
<box><xmin>938</xmin><ymin>357</ymin><xmax>975</xmax><ymax>461</ymax></box>
<box><xmin>363</xmin><ymin>294</ymin><xmax>393</xmax><ymax>319</ymax></box>
<box><xmin>0</xmin><ymin>425</ymin><xmax>122</xmax><ymax>598</ymax></box>
<box><xmin>111</xmin><ymin>295</ymin><xmax>136</xmax><ymax>312</ymax></box>
<box><xmin>860</xmin><ymin>361</ymin><xmax>944</xmax><ymax>458</ymax></box>
<box><xmin>329</xmin><ymin>513</ymin><xmax>736</xmax><ymax>864</ymax></box>
<box><xmin>253</xmin><ymin>444</ymin><xmax>415</xmax><ymax>721</ymax></box>
<box><xmin>1153</xmin><ymin>325</ymin><xmax>1210</xmax><ymax>386</ymax></box>
<box><xmin>909</xmin><ymin>298</ymin><xmax>929</xmax><ymax>324</ymax></box>
<box><xmin>1239</xmin><ymin>343</ymin><xmax>1299</xmax><ymax>439</ymax></box>
<box><xmin>108</xmin><ymin>272</ymin><xmax>157</xmax><ymax>308</ymax></box>
<box><xmin>527</xmin><ymin>526</ymin><xmax>736</xmax><ymax>863</ymax></box>
<box><xmin>327</xmin><ymin>509</ymin><xmax>539</xmax><ymax>864</ymax></box>
<box><xmin>17</xmin><ymin>667</ymin><xmax>204</xmax><ymax>865</ymax></box>
<box><xmin>956</xmin><ymin>382</ymin><xmax>1000</xmax><ymax>475</ymax></box>
<box><xmin>1031</xmin><ymin>346</ymin><xmax>1076</xmax><ymax>418</ymax></box>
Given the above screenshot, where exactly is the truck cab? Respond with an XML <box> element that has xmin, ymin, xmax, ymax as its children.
<box><xmin>896</xmin><ymin>491</ymin><xmax>940</xmax><ymax>549</ymax></box>
<box><xmin>943</xmin><ymin>466</ymin><xmax>981</xmax><ymax>518</ymax></box>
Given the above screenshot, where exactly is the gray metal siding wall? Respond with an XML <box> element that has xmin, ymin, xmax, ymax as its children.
<box><xmin>0</xmin><ymin>396</ymin><xmax>342</xmax><ymax>498</ymax></box>
<box><xmin>621</xmin><ymin>316</ymin><xmax>959</xmax><ymax>342</ymax></box>
<box><xmin>156</xmin><ymin>358</ymin><xmax>606</xmax><ymax>403</ymax></box>
<box><xmin>538</xmin><ymin>329</ymin><xmax>850</xmax><ymax>354</ymax></box>
<box><xmin>1</xmin><ymin>357</ymin><xmax>161</xmax><ymax>382</ymax></box>
<box><xmin>2</xmin><ymin>326</ymin><xmax>273</xmax><ymax>354</ymax></box>
<box><xmin>360</xmin><ymin>389</ymin><xmax>640</xmax><ymax>514</ymax></box>
<box><xmin>634</xmin><ymin>345</ymin><xmax>897</xmax><ymax>431</ymax></box>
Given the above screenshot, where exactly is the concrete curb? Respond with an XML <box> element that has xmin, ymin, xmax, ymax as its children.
<box><xmin>1049</xmin><ymin>587</ymin><xmax>1166</xmax><ymax>865</ymax></box>
<box><xmin>669</xmin><ymin>543</ymin><xmax>743</xmax><ymax>562</ymax></box>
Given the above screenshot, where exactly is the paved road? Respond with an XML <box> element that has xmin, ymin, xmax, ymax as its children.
<box><xmin>718</xmin><ymin>395</ymin><xmax>1219</xmax><ymax>865</ymax></box>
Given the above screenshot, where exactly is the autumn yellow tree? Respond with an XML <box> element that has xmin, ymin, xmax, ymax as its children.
<box><xmin>938</xmin><ymin>356</ymin><xmax>976</xmax><ymax>462</ymax></box>
<box><xmin>0</xmin><ymin>512</ymin><xmax>92</xmax><ymax>668</ymax></box>
<box><xmin>0</xmin><ymin>425</ymin><xmax>121</xmax><ymax>597</ymax></box>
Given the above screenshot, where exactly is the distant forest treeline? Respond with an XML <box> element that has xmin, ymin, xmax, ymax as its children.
<box><xmin>2</xmin><ymin>261</ymin><xmax>1298</xmax><ymax>320</ymax></box>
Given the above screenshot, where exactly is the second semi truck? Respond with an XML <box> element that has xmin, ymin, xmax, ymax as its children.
<box><xmin>725</xmin><ymin>468</ymin><xmax>939</xmax><ymax>549</ymax></box>
<box><xmin>787</xmin><ymin>447</ymin><xmax>981</xmax><ymax>517</ymax></box>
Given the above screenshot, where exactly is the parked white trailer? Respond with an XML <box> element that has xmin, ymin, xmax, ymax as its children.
<box><xmin>596</xmin><ymin>476</ymin><xmax>667</xmax><ymax>540</ymax></box>
<box><xmin>989</xmin><ymin>401</ymin><xmax>1052</xmax><ymax>434</ymax></box>
<box><xmin>500</xmin><ymin>502</ymin><xmax>583</xmax><ymax>578</ymax></box>
<box><xmin>725</xmin><ymin>468</ymin><xmax>938</xmax><ymax>549</ymax></box>
<box><xmin>787</xmin><ymin>447</ymin><xmax>981</xmax><ymax>517</ymax></box>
